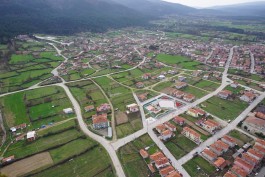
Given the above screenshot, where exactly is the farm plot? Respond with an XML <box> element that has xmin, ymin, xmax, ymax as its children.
<box><xmin>0</xmin><ymin>152</ymin><xmax>53</xmax><ymax>177</ymax></box>
<box><xmin>202</xmin><ymin>96</ymin><xmax>248</xmax><ymax>121</ymax></box>
<box><xmin>0</xmin><ymin>86</ymin><xmax>74</xmax><ymax>129</ymax></box>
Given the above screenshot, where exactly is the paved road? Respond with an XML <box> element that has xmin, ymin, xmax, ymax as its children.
<box><xmin>59</xmin><ymin>83</ymin><xmax>126</xmax><ymax>177</ymax></box>
<box><xmin>204</xmin><ymin>50</ymin><xmax>214</xmax><ymax>64</ymax></box>
<box><xmin>35</xmin><ymin>35</ymin><xmax>74</xmax><ymax>46</ymax></box>
<box><xmin>250</xmin><ymin>51</ymin><xmax>256</xmax><ymax>74</ymax></box>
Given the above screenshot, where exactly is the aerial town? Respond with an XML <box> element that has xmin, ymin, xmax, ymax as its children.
<box><xmin>0</xmin><ymin>14</ymin><xmax>265</xmax><ymax>177</ymax></box>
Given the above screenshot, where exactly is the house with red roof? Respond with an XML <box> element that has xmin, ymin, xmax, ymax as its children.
<box><xmin>200</xmin><ymin>119</ymin><xmax>220</xmax><ymax>134</ymax></box>
<box><xmin>224</xmin><ymin>171</ymin><xmax>237</xmax><ymax>177</ymax></box>
<box><xmin>96</xmin><ymin>103</ymin><xmax>111</xmax><ymax>113</ymax></box>
<box><xmin>221</xmin><ymin>135</ymin><xmax>236</xmax><ymax>147</ymax></box>
<box><xmin>156</xmin><ymin>124</ymin><xmax>167</xmax><ymax>134</ymax></box>
<box><xmin>240</xmin><ymin>91</ymin><xmax>256</xmax><ymax>103</ymax></box>
<box><xmin>187</xmin><ymin>108</ymin><xmax>205</xmax><ymax>118</ymax></box>
<box><xmin>201</xmin><ymin>148</ymin><xmax>217</xmax><ymax>162</ymax></box>
<box><xmin>139</xmin><ymin>149</ymin><xmax>149</xmax><ymax>159</ymax></box>
<box><xmin>255</xmin><ymin>139</ymin><xmax>265</xmax><ymax>149</ymax></box>
<box><xmin>159</xmin><ymin>165</ymin><xmax>175</xmax><ymax>177</ymax></box>
<box><xmin>165</xmin><ymin>171</ymin><xmax>182</xmax><ymax>177</ymax></box>
<box><xmin>173</xmin><ymin>116</ymin><xmax>185</xmax><ymax>126</ymax></box>
<box><xmin>214</xmin><ymin>157</ymin><xmax>227</xmax><ymax>169</ymax></box>
<box><xmin>231</xmin><ymin>165</ymin><xmax>248</xmax><ymax>177</ymax></box>
<box><xmin>164</xmin><ymin>122</ymin><xmax>176</xmax><ymax>132</ymax></box>
<box><xmin>183</xmin><ymin>94</ymin><xmax>195</xmax><ymax>102</ymax></box>
<box><xmin>234</xmin><ymin>157</ymin><xmax>254</xmax><ymax>174</ymax></box>
<box><xmin>161</xmin><ymin>130</ymin><xmax>174</xmax><ymax>141</ymax></box>
<box><xmin>247</xmin><ymin>148</ymin><xmax>264</xmax><ymax>161</ymax></box>
<box><xmin>92</xmin><ymin>114</ymin><xmax>109</xmax><ymax>129</ymax></box>
<box><xmin>181</xmin><ymin>127</ymin><xmax>201</xmax><ymax>144</ymax></box>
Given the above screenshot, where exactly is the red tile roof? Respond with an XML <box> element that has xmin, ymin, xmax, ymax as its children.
<box><xmin>150</xmin><ymin>152</ymin><xmax>165</xmax><ymax>161</ymax></box>
<box><xmin>247</xmin><ymin>148</ymin><xmax>264</xmax><ymax>159</ymax></box>
<box><xmin>214</xmin><ymin>157</ymin><xmax>226</xmax><ymax>168</ymax></box>
<box><xmin>159</xmin><ymin>165</ymin><xmax>175</xmax><ymax>176</ymax></box>
<box><xmin>139</xmin><ymin>149</ymin><xmax>149</xmax><ymax>159</ymax></box>
<box><xmin>231</xmin><ymin>165</ymin><xmax>248</xmax><ymax>177</ymax></box>
<box><xmin>166</xmin><ymin>171</ymin><xmax>182</xmax><ymax>177</ymax></box>
<box><xmin>182</xmin><ymin>127</ymin><xmax>201</xmax><ymax>138</ymax></box>
<box><xmin>224</xmin><ymin>171</ymin><xmax>237</xmax><ymax>177</ymax></box>
<box><xmin>92</xmin><ymin>114</ymin><xmax>108</xmax><ymax>124</ymax></box>
<box><xmin>202</xmin><ymin>148</ymin><xmax>217</xmax><ymax>159</ymax></box>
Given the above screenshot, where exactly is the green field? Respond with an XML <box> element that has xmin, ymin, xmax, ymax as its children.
<box><xmin>0</xmin><ymin>86</ymin><xmax>74</xmax><ymax>128</ymax></box>
<box><xmin>193</xmin><ymin>80</ymin><xmax>220</xmax><ymax>92</ymax></box>
<box><xmin>180</xmin><ymin>86</ymin><xmax>208</xmax><ymax>99</ymax></box>
<box><xmin>156</xmin><ymin>54</ymin><xmax>202</xmax><ymax>70</ymax></box>
<box><xmin>183</xmin><ymin>156</ymin><xmax>216</xmax><ymax>177</ymax></box>
<box><xmin>4</xmin><ymin>129</ymin><xmax>82</xmax><ymax>158</ymax></box>
<box><xmin>34</xmin><ymin>146</ymin><xmax>114</xmax><ymax>177</ymax></box>
<box><xmin>202</xmin><ymin>96</ymin><xmax>248</xmax><ymax>120</ymax></box>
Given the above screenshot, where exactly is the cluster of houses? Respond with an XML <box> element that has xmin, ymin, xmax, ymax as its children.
<box><xmin>170</xmin><ymin>82</ymin><xmax>196</xmax><ymax>103</ymax></box>
<box><xmin>248</xmin><ymin>44</ymin><xmax>265</xmax><ymax>74</ymax></box>
<box><xmin>139</xmin><ymin>150</ymin><xmax>182</xmax><ymax>177</ymax></box>
<box><xmin>155</xmin><ymin>122</ymin><xmax>176</xmax><ymax>141</ymax></box>
<box><xmin>201</xmin><ymin>135</ymin><xmax>236</xmax><ymax>170</ymax></box>
<box><xmin>207</xmin><ymin>46</ymin><xmax>230</xmax><ymax>67</ymax></box>
<box><xmin>230</xmin><ymin>47</ymin><xmax>251</xmax><ymax>73</ymax></box>
<box><xmin>224</xmin><ymin>139</ymin><xmax>265</xmax><ymax>177</ymax></box>
<box><xmin>85</xmin><ymin>103</ymin><xmax>111</xmax><ymax>130</ymax></box>
<box><xmin>218</xmin><ymin>88</ymin><xmax>258</xmax><ymax>104</ymax></box>
<box><xmin>196</xmin><ymin>118</ymin><xmax>221</xmax><ymax>134</ymax></box>
<box><xmin>241</xmin><ymin>104</ymin><xmax>265</xmax><ymax>137</ymax></box>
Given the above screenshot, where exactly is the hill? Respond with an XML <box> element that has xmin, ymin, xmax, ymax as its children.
<box><xmin>210</xmin><ymin>1</ymin><xmax>265</xmax><ymax>17</ymax></box>
<box><xmin>0</xmin><ymin>0</ymin><xmax>151</xmax><ymax>39</ymax></box>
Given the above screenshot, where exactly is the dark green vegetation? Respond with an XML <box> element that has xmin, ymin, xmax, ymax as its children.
<box><xmin>0</xmin><ymin>86</ymin><xmax>74</xmax><ymax>129</ymax></box>
<box><xmin>183</xmin><ymin>156</ymin><xmax>216</xmax><ymax>177</ymax></box>
<box><xmin>0</xmin><ymin>0</ymin><xmax>150</xmax><ymax>40</ymax></box>
<box><xmin>0</xmin><ymin>40</ymin><xmax>63</xmax><ymax>94</ymax></box>
<box><xmin>118</xmin><ymin>134</ymin><xmax>159</xmax><ymax>177</ymax></box>
<box><xmin>202</xmin><ymin>96</ymin><xmax>248</xmax><ymax>121</ymax></box>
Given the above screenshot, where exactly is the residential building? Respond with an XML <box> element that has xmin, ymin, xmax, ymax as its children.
<box><xmin>165</xmin><ymin>171</ymin><xmax>182</xmax><ymax>177</ymax></box>
<box><xmin>136</xmin><ymin>82</ymin><xmax>145</xmax><ymax>88</ymax></box>
<box><xmin>201</xmin><ymin>148</ymin><xmax>217</xmax><ymax>162</ymax></box>
<box><xmin>159</xmin><ymin>165</ymin><xmax>175</xmax><ymax>177</ymax></box>
<box><xmin>201</xmin><ymin>119</ymin><xmax>220</xmax><ymax>133</ymax></box>
<box><xmin>218</xmin><ymin>90</ymin><xmax>232</xmax><ymax>99</ymax></box>
<box><xmin>240</xmin><ymin>91</ymin><xmax>256</xmax><ymax>103</ymax></box>
<box><xmin>154</xmin><ymin>157</ymin><xmax>170</xmax><ymax>169</ymax></box>
<box><xmin>215</xmin><ymin>140</ymin><xmax>229</xmax><ymax>152</ymax></box>
<box><xmin>84</xmin><ymin>105</ymin><xmax>94</xmax><ymax>112</ymax></box>
<box><xmin>126</xmin><ymin>103</ymin><xmax>139</xmax><ymax>113</ymax></box>
<box><xmin>181</xmin><ymin>127</ymin><xmax>201</xmax><ymax>144</ymax></box>
<box><xmin>97</xmin><ymin>103</ymin><xmax>111</xmax><ymax>113</ymax></box>
<box><xmin>161</xmin><ymin>130</ymin><xmax>174</xmax><ymax>141</ymax></box>
<box><xmin>175</xmin><ymin>82</ymin><xmax>187</xmax><ymax>89</ymax></box>
<box><xmin>183</xmin><ymin>94</ymin><xmax>195</xmax><ymax>102</ymax></box>
<box><xmin>241</xmin><ymin>153</ymin><xmax>259</xmax><ymax>167</ymax></box>
<box><xmin>214</xmin><ymin>157</ymin><xmax>227</xmax><ymax>169</ymax></box>
<box><xmin>253</xmin><ymin>144</ymin><xmax>265</xmax><ymax>154</ymax></box>
<box><xmin>187</xmin><ymin>108</ymin><xmax>205</xmax><ymax>118</ymax></box>
<box><xmin>26</xmin><ymin>131</ymin><xmax>36</xmax><ymax>142</ymax></box>
<box><xmin>234</xmin><ymin>157</ymin><xmax>254</xmax><ymax>174</ymax></box>
<box><xmin>224</xmin><ymin>171</ymin><xmax>237</xmax><ymax>177</ymax></box>
<box><xmin>148</xmin><ymin>164</ymin><xmax>156</xmax><ymax>174</ymax></box>
<box><xmin>173</xmin><ymin>116</ymin><xmax>185</xmax><ymax>126</ymax></box>
<box><xmin>156</xmin><ymin>124</ymin><xmax>167</xmax><ymax>134</ymax></box>
<box><xmin>255</xmin><ymin>139</ymin><xmax>265</xmax><ymax>149</ymax></box>
<box><xmin>247</xmin><ymin>148</ymin><xmax>264</xmax><ymax>161</ymax></box>
<box><xmin>231</xmin><ymin>165</ymin><xmax>248</xmax><ymax>177</ymax></box>
<box><xmin>92</xmin><ymin>114</ymin><xmax>109</xmax><ymax>129</ymax></box>
<box><xmin>150</xmin><ymin>151</ymin><xmax>165</xmax><ymax>162</ymax></box>
<box><xmin>63</xmin><ymin>108</ymin><xmax>74</xmax><ymax>114</ymax></box>
<box><xmin>139</xmin><ymin>149</ymin><xmax>149</xmax><ymax>159</ymax></box>
<box><xmin>164</xmin><ymin>122</ymin><xmax>176</xmax><ymax>132</ymax></box>
<box><xmin>1</xmin><ymin>155</ymin><xmax>15</xmax><ymax>165</ymax></box>
<box><xmin>242</xmin><ymin>116</ymin><xmax>265</xmax><ymax>135</ymax></box>
<box><xmin>221</xmin><ymin>135</ymin><xmax>236</xmax><ymax>147</ymax></box>
<box><xmin>142</xmin><ymin>73</ymin><xmax>151</xmax><ymax>80</ymax></box>
<box><xmin>210</xmin><ymin>142</ymin><xmax>224</xmax><ymax>156</ymax></box>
